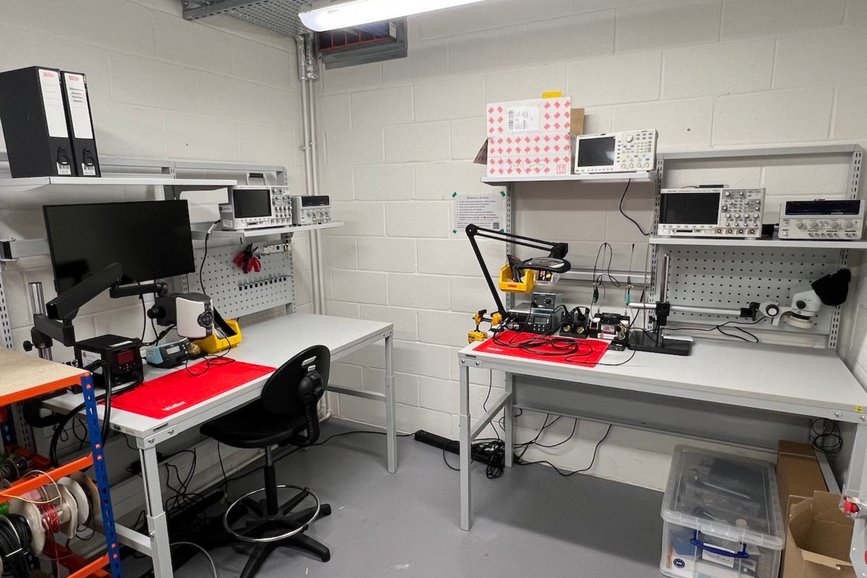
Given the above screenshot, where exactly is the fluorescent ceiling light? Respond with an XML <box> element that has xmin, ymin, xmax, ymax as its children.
<box><xmin>299</xmin><ymin>0</ymin><xmax>488</xmax><ymax>32</ymax></box>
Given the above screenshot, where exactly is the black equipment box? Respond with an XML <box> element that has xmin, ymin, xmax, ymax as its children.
<box><xmin>59</xmin><ymin>70</ymin><xmax>100</xmax><ymax>177</ymax></box>
<box><xmin>0</xmin><ymin>66</ymin><xmax>75</xmax><ymax>178</ymax></box>
<box><xmin>75</xmin><ymin>334</ymin><xmax>143</xmax><ymax>390</ymax></box>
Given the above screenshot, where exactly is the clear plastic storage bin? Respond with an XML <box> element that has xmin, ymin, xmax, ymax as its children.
<box><xmin>659</xmin><ymin>446</ymin><xmax>784</xmax><ymax>578</ymax></box>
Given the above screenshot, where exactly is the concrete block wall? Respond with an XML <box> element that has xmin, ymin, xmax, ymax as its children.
<box><xmin>317</xmin><ymin>0</ymin><xmax>867</xmax><ymax>490</ymax></box>
<box><xmin>0</xmin><ymin>0</ymin><xmax>309</xmax><ymax>513</ymax></box>
<box><xmin>0</xmin><ymin>0</ymin><xmax>310</xmax><ymax>364</ymax></box>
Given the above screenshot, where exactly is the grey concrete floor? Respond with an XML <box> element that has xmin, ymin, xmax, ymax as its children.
<box><xmin>174</xmin><ymin>419</ymin><xmax>665</xmax><ymax>578</ymax></box>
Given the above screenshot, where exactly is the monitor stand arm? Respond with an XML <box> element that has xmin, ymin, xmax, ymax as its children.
<box><xmin>27</xmin><ymin>263</ymin><xmax>124</xmax><ymax>349</ymax></box>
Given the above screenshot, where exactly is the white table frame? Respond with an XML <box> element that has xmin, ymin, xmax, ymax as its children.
<box><xmin>46</xmin><ymin>313</ymin><xmax>395</xmax><ymax>578</ymax></box>
<box><xmin>457</xmin><ymin>338</ymin><xmax>867</xmax><ymax>574</ymax></box>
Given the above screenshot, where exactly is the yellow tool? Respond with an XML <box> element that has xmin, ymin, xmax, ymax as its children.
<box><xmin>194</xmin><ymin>318</ymin><xmax>242</xmax><ymax>354</ymax></box>
<box><xmin>468</xmin><ymin>310</ymin><xmax>503</xmax><ymax>343</ymax></box>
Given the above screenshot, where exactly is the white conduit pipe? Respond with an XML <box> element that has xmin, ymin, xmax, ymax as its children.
<box><xmin>296</xmin><ymin>37</ymin><xmax>332</xmax><ymax>420</ymax></box>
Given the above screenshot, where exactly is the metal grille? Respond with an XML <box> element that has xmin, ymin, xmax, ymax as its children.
<box><xmin>190</xmin><ymin>244</ymin><xmax>295</xmax><ymax>318</ymax></box>
<box><xmin>664</xmin><ymin>247</ymin><xmax>843</xmax><ymax>335</ymax></box>
<box><xmin>184</xmin><ymin>0</ymin><xmax>311</xmax><ymax>37</ymax></box>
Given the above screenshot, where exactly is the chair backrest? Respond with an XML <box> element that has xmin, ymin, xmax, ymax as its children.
<box><xmin>260</xmin><ymin>345</ymin><xmax>330</xmax><ymax>416</ymax></box>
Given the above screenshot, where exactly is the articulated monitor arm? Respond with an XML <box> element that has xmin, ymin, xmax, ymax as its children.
<box><xmin>465</xmin><ymin>224</ymin><xmax>571</xmax><ymax>318</ymax></box>
<box><xmin>30</xmin><ymin>263</ymin><xmax>124</xmax><ymax>348</ymax></box>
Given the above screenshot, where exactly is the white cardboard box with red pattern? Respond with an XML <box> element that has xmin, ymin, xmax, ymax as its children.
<box><xmin>485</xmin><ymin>96</ymin><xmax>582</xmax><ymax>178</ymax></box>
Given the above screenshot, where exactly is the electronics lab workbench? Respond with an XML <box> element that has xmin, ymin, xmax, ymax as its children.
<box><xmin>456</xmin><ymin>338</ymin><xmax>867</xmax><ymax>563</ymax></box>
<box><xmin>43</xmin><ymin>312</ymin><xmax>396</xmax><ymax>578</ymax></box>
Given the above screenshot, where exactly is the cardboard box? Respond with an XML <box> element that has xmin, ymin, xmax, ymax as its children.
<box><xmin>486</xmin><ymin>155</ymin><xmax>571</xmax><ymax>177</ymax></box>
<box><xmin>783</xmin><ymin>491</ymin><xmax>854</xmax><ymax>578</ymax></box>
<box><xmin>778</xmin><ymin>441</ymin><xmax>828</xmax><ymax>525</ymax></box>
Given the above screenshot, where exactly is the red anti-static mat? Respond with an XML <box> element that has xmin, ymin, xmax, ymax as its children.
<box><xmin>474</xmin><ymin>331</ymin><xmax>610</xmax><ymax>368</ymax></box>
<box><xmin>111</xmin><ymin>360</ymin><xmax>275</xmax><ymax>419</ymax></box>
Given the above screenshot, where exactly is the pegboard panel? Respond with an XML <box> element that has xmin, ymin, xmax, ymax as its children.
<box><xmin>663</xmin><ymin>247</ymin><xmax>844</xmax><ymax>335</ymax></box>
<box><xmin>190</xmin><ymin>244</ymin><xmax>294</xmax><ymax>318</ymax></box>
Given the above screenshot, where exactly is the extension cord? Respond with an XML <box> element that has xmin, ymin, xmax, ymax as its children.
<box><xmin>413</xmin><ymin>430</ymin><xmax>499</xmax><ymax>466</ymax></box>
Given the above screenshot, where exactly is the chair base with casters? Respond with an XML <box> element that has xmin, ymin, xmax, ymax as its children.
<box><xmin>199</xmin><ymin>345</ymin><xmax>333</xmax><ymax>578</ymax></box>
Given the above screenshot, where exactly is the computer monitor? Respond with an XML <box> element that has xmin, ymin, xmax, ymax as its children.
<box><xmin>43</xmin><ymin>200</ymin><xmax>196</xmax><ymax>294</ymax></box>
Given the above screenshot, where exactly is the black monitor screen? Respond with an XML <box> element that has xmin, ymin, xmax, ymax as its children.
<box><xmin>233</xmin><ymin>189</ymin><xmax>272</xmax><ymax>218</ymax></box>
<box><xmin>44</xmin><ymin>201</ymin><xmax>196</xmax><ymax>294</ymax></box>
<box><xmin>576</xmin><ymin>137</ymin><xmax>616</xmax><ymax>167</ymax></box>
<box><xmin>660</xmin><ymin>192</ymin><xmax>721</xmax><ymax>225</ymax></box>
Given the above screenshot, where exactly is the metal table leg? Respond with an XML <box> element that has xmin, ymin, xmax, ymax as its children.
<box><xmin>844</xmin><ymin>422</ymin><xmax>867</xmax><ymax>574</ymax></box>
<box><xmin>385</xmin><ymin>333</ymin><xmax>397</xmax><ymax>474</ymax></box>
<box><xmin>141</xmin><ymin>443</ymin><xmax>174</xmax><ymax>578</ymax></box>
<box><xmin>460</xmin><ymin>362</ymin><xmax>472</xmax><ymax>531</ymax></box>
<box><xmin>504</xmin><ymin>372</ymin><xmax>514</xmax><ymax>468</ymax></box>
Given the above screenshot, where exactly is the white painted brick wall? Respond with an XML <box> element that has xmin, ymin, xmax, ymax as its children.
<box><xmin>0</xmin><ymin>1</ymin><xmax>307</xmax><ymax>484</ymax></box>
<box><xmin>314</xmin><ymin>0</ymin><xmax>867</xmax><ymax>492</ymax></box>
<box><xmin>0</xmin><ymin>1</ymin><xmax>306</xmax><ymax>351</ymax></box>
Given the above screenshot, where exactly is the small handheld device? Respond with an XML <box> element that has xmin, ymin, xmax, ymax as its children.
<box><xmin>220</xmin><ymin>186</ymin><xmax>293</xmax><ymax>231</ymax></box>
<box><xmin>145</xmin><ymin>338</ymin><xmax>190</xmax><ymax>369</ymax></box>
<box><xmin>658</xmin><ymin>188</ymin><xmax>765</xmax><ymax>238</ymax></box>
<box><xmin>291</xmin><ymin>195</ymin><xmax>331</xmax><ymax>225</ymax></box>
<box><xmin>778</xmin><ymin>199</ymin><xmax>864</xmax><ymax>240</ymax></box>
<box><xmin>573</xmin><ymin>129</ymin><xmax>657</xmax><ymax>174</ymax></box>
<box><xmin>75</xmin><ymin>335</ymin><xmax>143</xmax><ymax>389</ymax></box>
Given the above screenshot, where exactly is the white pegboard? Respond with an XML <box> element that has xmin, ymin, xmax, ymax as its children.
<box><xmin>190</xmin><ymin>243</ymin><xmax>295</xmax><ymax>318</ymax></box>
<box><xmin>663</xmin><ymin>247</ymin><xmax>845</xmax><ymax>335</ymax></box>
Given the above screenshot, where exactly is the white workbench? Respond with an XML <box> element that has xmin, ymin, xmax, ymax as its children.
<box><xmin>456</xmin><ymin>338</ymin><xmax>867</xmax><ymax>571</ymax></box>
<box><xmin>46</xmin><ymin>312</ymin><xmax>395</xmax><ymax>578</ymax></box>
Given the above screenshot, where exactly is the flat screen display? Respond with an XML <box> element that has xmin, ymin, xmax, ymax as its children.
<box><xmin>233</xmin><ymin>189</ymin><xmax>272</xmax><ymax>218</ymax></box>
<box><xmin>785</xmin><ymin>200</ymin><xmax>861</xmax><ymax>216</ymax></box>
<box><xmin>44</xmin><ymin>201</ymin><xmax>196</xmax><ymax>294</ymax></box>
<box><xmin>660</xmin><ymin>192</ymin><xmax>721</xmax><ymax>225</ymax></box>
<box><xmin>576</xmin><ymin>137</ymin><xmax>616</xmax><ymax>167</ymax></box>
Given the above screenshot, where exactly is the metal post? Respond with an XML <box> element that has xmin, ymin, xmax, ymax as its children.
<box><xmin>385</xmin><ymin>333</ymin><xmax>397</xmax><ymax>473</ymax></box>
<box><xmin>459</xmin><ymin>361</ymin><xmax>472</xmax><ymax>531</ymax></box>
<box><xmin>141</xmin><ymin>443</ymin><xmax>173</xmax><ymax>578</ymax></box>
<box><xmin>504</xmin><ymin>372</ymin><xmax>514</xmax><ymax>468</ymax></box>
<box><xmin>845</xmin><ymin>423</ymin><xmax>867</xmax><ymax>575</ymax></box>
<box><xmin>81</xmin><ymin>373</ymin><xmax>124</xmax><ymax>578</ymax></box>
<box><xmin>27</xmin><ymin>282</ymin><xmax>52</xmax><ymax>360</ymax></box>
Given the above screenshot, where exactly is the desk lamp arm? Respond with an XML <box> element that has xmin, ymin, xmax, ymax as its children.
<box><xmin>465</xmin><ymin>224</ymin><xmax>570</xmax><ymax>318</ymax></box>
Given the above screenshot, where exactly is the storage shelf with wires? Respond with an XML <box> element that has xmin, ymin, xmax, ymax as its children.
<box><xmin>0</xmin><ymin>349</ymin><xmax>122</xmax><ymax>578</ymax></box>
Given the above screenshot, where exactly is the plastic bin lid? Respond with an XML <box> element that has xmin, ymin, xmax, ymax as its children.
<box><xmin>660</xmin><ymin>445</ymin><xmax>784</xmax><ymax>550</ymax></box>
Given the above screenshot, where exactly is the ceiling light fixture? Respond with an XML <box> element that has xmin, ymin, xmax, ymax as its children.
<box><xmin>298</xmin><ymin>0</ymin><xmax>488</xmax><ymax>32</ymax></box>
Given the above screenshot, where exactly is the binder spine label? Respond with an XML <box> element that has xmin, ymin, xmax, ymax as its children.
<box><xmin>37</xmin><ymin>69</ymin><xmax>69</xmax><ymax>139</ymax></box>
<box><xmin>63</xmin><ymin>73</ymin><xmax>94</xmax><ymax>140</ymax></box>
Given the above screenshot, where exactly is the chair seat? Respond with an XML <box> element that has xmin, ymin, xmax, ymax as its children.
<box><xmin>201</xmin><ymin>400</ymin><xmax>309</xmax><ymax>449</ymax></box>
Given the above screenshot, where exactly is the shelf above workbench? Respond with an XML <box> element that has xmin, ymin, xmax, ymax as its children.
<box><xmin>649</xmin><ymin>235</ymin><xmax>867</xmax><ymax>250</ymax></box>
<box><xmin>0</xmin><ymin>175</ymin><xmax>236</xmax><ymax>193</ymax></box>
<box><xmin>190</xmin><ymin>221</ymin><xmax>345</xmax><ymax>241</ymax></box>
<box><xmin>481</xmin><ymin>170</ymin><xmax>655</xmax><ymax>186</ymax></box>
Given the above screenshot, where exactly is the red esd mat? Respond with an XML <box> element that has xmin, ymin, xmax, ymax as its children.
<box><xmin>474</xmin><ymin>331</ymin><xmax>610</xmax><ymax>368</ymax></box>
<box><xmin>110</xmin><ymin>360</ymin><xmax>275</xmax><ymax>419</ymax></box>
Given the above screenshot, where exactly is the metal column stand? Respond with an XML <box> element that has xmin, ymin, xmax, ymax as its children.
<box><xmin>80</xmin><ymin>372</ymin><xmax>124</xmax><ymax>578</ymax></box>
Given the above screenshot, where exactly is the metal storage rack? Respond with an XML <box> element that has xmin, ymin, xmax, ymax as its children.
<box><xmin>0</xmin><ymin>349</ymin><xmax>123</xmax><ymax>578</ymax></box>
<box><xmin>482</xmin><ymin>143</ymin><xmax>865</xmax><ymax>351</ymax></box>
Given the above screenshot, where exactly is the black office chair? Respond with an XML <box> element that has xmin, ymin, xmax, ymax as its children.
<box><xmin>200</xmin><ymin>345</ymin><xmax>332</xmax><ymax>578</ymax></box>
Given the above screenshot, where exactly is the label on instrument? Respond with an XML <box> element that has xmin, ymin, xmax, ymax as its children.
<box><xmin>38</xmin><ymin>69</ymin><xmax>68</xmax><ymax>138</ymax></box>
